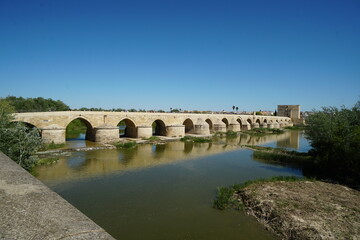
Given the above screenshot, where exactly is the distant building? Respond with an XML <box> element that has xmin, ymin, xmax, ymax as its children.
<box><xmin>277</xmin><ymin>105</ymin><xmax>305</xmax><ymax>125</ymax></box>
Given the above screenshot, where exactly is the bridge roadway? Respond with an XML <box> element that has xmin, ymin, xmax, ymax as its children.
<box><xmin>13</xmin><ymin>111</ymin><xmax>292</xmax><ymax>144</ymax></box>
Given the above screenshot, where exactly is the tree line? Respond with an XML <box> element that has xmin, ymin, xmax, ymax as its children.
<box><xmin>2</xmin><ymin>96</ymin><xmax>70</xmax><ymax>112</ymax></box>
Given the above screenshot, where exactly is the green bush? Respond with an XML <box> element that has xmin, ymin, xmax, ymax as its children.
<box><xmin>226</xmin><ymin>130</ymin><xmax>238</xmax><ymax>138</ymax></box>
<box><xmin>115</xmin><ymin>141</ymin><xmax>137</xmax><ymax>149</ymax></box>
<box><xmin>180</xmin><ymin>136</ymin><xmax>212</xmax><ymax>143</ymax></box>
<box><xmin>305</xmin><ymin>101</ymin><xmax>360</xmax><ymax>178</ymax></box>
<box><xmin>0</xmin><ymin>100</ymin><xmax>43</xmax><ymax>170</ymax></box>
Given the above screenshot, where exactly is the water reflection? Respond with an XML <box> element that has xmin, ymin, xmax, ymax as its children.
<box><xmin>35</xmin><ymin>130</ymin><xmax>307</xmax><ymax>184</ymax></box>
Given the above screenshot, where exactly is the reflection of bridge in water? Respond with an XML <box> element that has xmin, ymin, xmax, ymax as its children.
<box><xmin>35</xmin><ymin>131</ymin><xmax>300</xmax><ymax>183</ymax></box>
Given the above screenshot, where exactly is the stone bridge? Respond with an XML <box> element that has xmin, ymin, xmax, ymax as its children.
<box><xmin>13</xmin><ymin>111</ymin><xmax>292</xmax><ymax>143</ymax></box>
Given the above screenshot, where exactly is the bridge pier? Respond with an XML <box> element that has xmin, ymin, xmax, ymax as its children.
<box><xmin>228</xmin><ymin>123</ymin><xmax>240</xmax><ymax>132</ymax></box>
<box><xmin>137</xmin><ymin>126</ymin><xmax>153</xmax><ymax>138</ymax></box>
<box><xmin>260</xmin><ymin>123</ymin><xmax>268</xmax><ymax>128</ymax></box>
<box><xmin>41</xmin><ymin>126</ymin><xmax>66</xmax><ymax>144</ymax></box>
<box><xmin>166</xmin><ymin>125</ymin><xmax>185</xmax><ymax>137</ymax></box>
<box><xmin>267</xmin><ymin>123</ymin><xmax>274</xmax><ymax>129</ymax></box>
<box><xmin>252</xmin><ymin>123</ymin><xmax>260</xmax><ymax>129</ymax></box>
<box><xmin>213</xmin><ymin>122</ymin><xmax>227</xmax><ymax>132</ymax></box>
<box><xmin>94</xmin><ymin>125</ymin><xmax>119</xmax><ymax>143</ymax></box>
<box><xmin>241</xmin><ymin>123</ymin><xmax>250</xmax><ymax>131</ymax></box>
<box><xmin>273</xmin><ymin>122</ymin><xmax>280</xmax><ymax>129</ymax></box>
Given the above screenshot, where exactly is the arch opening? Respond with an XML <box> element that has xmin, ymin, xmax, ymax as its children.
<box><xmin>256</xmin><ymin>119</ymin><xmax>261</xmax><ymax>124</ymax></box>
<box><xmin>247</xmin><ymin>119</ymin><xmax>252</xmax><ymax>125</ymax></box>
<box><xmin>66</xmin><ymin>118</ymin><xmax>93</xmax><ymax>141</ymax></box>
<box><xmin>152</xmin><ymin>120</ymin><xmax>166</xmax><ymax>136</ymax></box>
<box><xmin>117</xmin><ymin>119</ymin><xmax>136</xmax><ymax>138</ymax></box>
<box><xmin>205</xmin><ymin>119</ymin><xmax>213</xmax><ymax>132</ymax></box>
<box><xmin>236</xmin><ymin>119</ymin><xmax>243</xmax><ymax>128</ymax></box>
<box><xmin>222</xmin><ymin>118</ymin><xmax>229</xmax><ymax>128</ymax></box>
<box><xmin>183</xmin><ymin>119</ymin><xmax>194</xmax><ymax>134</ymax></box>
<box><xmin>264</xmin><ymin>119</ymin><xmax>268</xmax><ymax>123</ymax></box>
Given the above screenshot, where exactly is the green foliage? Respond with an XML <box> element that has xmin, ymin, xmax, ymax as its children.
<box><xmin>0</xmin><ymin>123</ymin><xmax>43</xmax><ymax>170</ymax></box>
<box><xmin>253</xmin><ymin>150</ymin><xmax>311</xmax><ymax>163</ymax></box>
<box><xmin>226</xmin><ymin>130</ymin><xmax>238</xmax><ymax>138</ymax></box>
<box><xmin>146</xmin><ymin>136</ymin><xmax>161</xmax><ymax>141</ymax></box>
<box><xmin>180</xmin><ymin>136</ymin><xmax>212</xmax><ymax>143</ymax></box>
<box><xmin>2</xmin><ymin>96</ymin><xmax>70</xmax><ymax>112</ymax></box>
<box><xmin>36</xmin><ymin>157</ymin><xmax>59</xmax><ymax>165</ymax></box>
<box><xmin>0</xmin><ymin>99</ymin><xmax>15</xmax><ymax>127</ymax></box>
<box><xmin>0</xmin><ymin>103</ymin><xmax>43</xmax><ymax>170</ymax></box>
<box><xmin>305</xmin><ymin>101</ymin><xmax>360</xmax><ymax>178</ymax></box>
<box><xmin>213</xmin><ymin>187</ymin><xmax>237</xmax><ymax>210</ymax></box>
<box><xmin>66</xmin><ymin>119</ymin><xmax>87</xmax><ymax>138</ymax></box>
<box><xmin>115</xmin><ymin>141</ymin><xmax>137</xmax><ymax>149</ymax></box>
<box><xmin>39</xmin><ymin>142</ymin><xmax>66</xmax><ymax>151</ymax></box>
<box><xmin>255</xmin><ymin>111</ymin><xmax>263</xmax><ymax>115</ymax></box>
<box><xmin>170</xmin><ymin>108</ymin><xmax>180</xmax><ymax>113</ymax></box>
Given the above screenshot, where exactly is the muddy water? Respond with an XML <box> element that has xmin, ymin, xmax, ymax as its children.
<box><xmin>35</xmin><ymin>130</ymin><xmax>309</xmax><ymax>240</ymax></box>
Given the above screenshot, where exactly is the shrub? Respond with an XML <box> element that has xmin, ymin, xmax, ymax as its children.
<box><xmin>115</xmin><ymin>141</ymin><xmax>137</xmax><ymax>149</ymax></box>
<box><xmin>305</xmin><ymin>101</ymin><xmax>360</xmax><ymax>178</ymax></box>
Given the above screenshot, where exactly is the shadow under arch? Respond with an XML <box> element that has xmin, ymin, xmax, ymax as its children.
<box><xmin>236</xmin><ymin>118</ymin><xmax>243</xmax><ymax>129</ymax></box>
<box><xmin>152</xmin><ymin>119</ymin><xmax>167</xmax><ymax>136</ymax></box>
<box><xmin>205</xmin><ymin>119</ymin><xmax>213</xmax><ymax>132</ymax></box>
<box><xmin>118</xmin><ymin>118</ymin><xmax>137</xmax><ymax>138</ymax></box>
<box><xmin>222</xmin><ymin>118</ymin><xmax>229</xmax><ymax>129</ymax></box>
<box><xmin>183</xmin><ymin>118</ymin><xmax>194</xmax><ymax>134</ymax></box>
<box><xmin>66</xmin><ymin>117</ymin><xmax>94</xmax><ymax>141</ymax></box>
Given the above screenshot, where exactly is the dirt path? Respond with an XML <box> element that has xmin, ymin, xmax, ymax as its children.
<box><xmin>239</xmin><ymin>181</ymin><xmax>360</xmax><ymax>239</ymax></box>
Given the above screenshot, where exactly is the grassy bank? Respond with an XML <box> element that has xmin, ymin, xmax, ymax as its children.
<box><xmin>114</xmin><ymin>141</ymin><xmax>137</xmax><ymax>149</ymax></box>
<box><xmin>213</xmin><ymin>176</ymin><xmax>303</xmax><ymax>210</ymax></box>
<box><xmin>239</xmin><ymin>180</ymin><xmax>360</xmax><ymax>239</ymax></box>
<box><xmin>180</xmin><ymin>136</ymin><xmax>212</xmax><ymax>143</ymax></box>
<box><xmin>244</xmin><ymin>145</ymin><xmax>312</xmax><ymax>164</ymax></box>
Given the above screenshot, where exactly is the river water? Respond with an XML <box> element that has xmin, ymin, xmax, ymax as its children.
<box><xmin>35</xmin><ymin>130</ymin><xmax>310</xmax><ymax>240</ymax></box>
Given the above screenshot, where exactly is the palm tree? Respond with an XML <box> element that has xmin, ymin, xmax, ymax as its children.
<box><xmin>232</xmin><ymin>105</ymin><xmax>235</xmax><ymax>112</ymax></box>
<box><xmin>236</xmin><ymin>107</ymin><xmax>239</xmax><ymax>112</ymax></box>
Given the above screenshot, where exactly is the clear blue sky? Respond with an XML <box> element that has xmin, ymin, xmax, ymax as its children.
<box><xmin>0</xmin><ymin>0</ymin><xmax>359</xmax><ymax>112</ymax></box>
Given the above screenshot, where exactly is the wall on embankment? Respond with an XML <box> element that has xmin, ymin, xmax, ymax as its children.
<box><xmin>0</xmin><ymin>151</ymin><xmax>115</xmax><ymax>240</ymax></box>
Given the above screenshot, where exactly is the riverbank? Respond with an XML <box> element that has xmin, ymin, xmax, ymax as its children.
<box><xmin>239</xmin><ymin>180</ymin><xmax>360</xmax><ymax>239</ymax></box>
<box><xmin>0</xmin><ymin>151</ymin><xmax>115</xmax><ymax>240</ymax></box>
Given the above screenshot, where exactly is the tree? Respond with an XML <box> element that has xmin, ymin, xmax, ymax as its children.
<box><xmin>0</xmin><ymin>99</ymin><xmax>42</xmax><ymax>170</ymax></box>
<box><xmin>305</xmin><ymin>101</ymin><xmax>360</xmax><ymax>180</ymax></box>
<box><xmin>0</xmin><ymin>99</ymin><xmax>15</xmax><ymax>127</ymax></box>
<box><xmin>232</xmin><ymin>106</ymin><xmax>235</xmax><ymax>112</ymax></box>
<box><xmin>236</xmin><ymin>107</ymin><xmax>239</xmax><ymax>112</ymax></box>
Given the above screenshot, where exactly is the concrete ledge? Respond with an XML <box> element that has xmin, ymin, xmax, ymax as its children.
<box><xmin>0</xmin><ymin>151</ymin><xmax>115</xmax><ymax>240</ymax></box>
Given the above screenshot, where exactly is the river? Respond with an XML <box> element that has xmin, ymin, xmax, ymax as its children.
<box><xmin>35</xmin><ymin>130</ymin><xmax>310</xmax><ymax>240</ymax></box>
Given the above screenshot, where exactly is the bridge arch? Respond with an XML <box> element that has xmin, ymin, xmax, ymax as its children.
<box><xmin>66</xmin><ymin>117</ymin><xmax>94</xmax><ymax>141</ymax></box>
<box><xmin>183</xmin><ymin>118</ymin><xmax>194</xmax><ymax>134</ymax></box>
<box><xmin>264</xmin><ymin>119</ymin><xmax>268</xmax><ymax>123</ymax></box>
<box><xmin>205</xmin><ymin>119</ymin><xmax>213</xmax><ymax>132</ymax></box>
<box><xmin>152</xmin><ymin>119</ymin><xmax>167</xmax><ymax>136</ymax></box>
<box><xmin>222</xmin><ymin>118</ymin><xmax>229</xmax><ymax>129</ymax></box>
<box><xmin>236</xmin><ymin>118</ymin><xmax>244</xmax><ymax>129</ymax></box>
<box><xmin>117</xmin><ymin>118</ymin><xmax>137</xmax><ymax>138</ymax></box>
